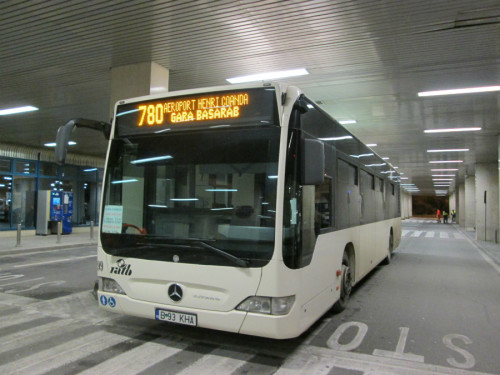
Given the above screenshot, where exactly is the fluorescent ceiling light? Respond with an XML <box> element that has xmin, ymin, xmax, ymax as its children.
<box><xmin>339</xmin><ymin>120</ymin><xmax>357</xmax><ymax>125</ymax></box>
<box><xmin>431</xmin><ymin>168</ymin><xmax>458</xmax><ymax>171</ymax></box>
<box><xmin>427</xmin><ymin>149</ymin><xmax>469</xmax><ymax>152</ymax></box>
<box><xmin>424</xmin><ymin>127</ymin><xmax>481</xmax><ymax>133</ymax></box>
<box><xmin>170</xmin><ymin>198</ymin><xmax>199</xmax><ymax>201</ymax></box>
<box><xmin>226</xmin><ymin>68</ymin><xmax>309</xmax><ymax>84</ymax></box>
<box><xmin>150</xmin><ymin>86</ymin><xmax>167</xmax><ymax>93</ymax></box>
<box><xmin>365</xmin><ymin>163</ymin><xmax>386</xmax><ymax>167</ymax></box>
<box><xmin>319</xmin><ymin>136</ymin><xmax>353</xmax><ymax>141</ymax></box>
<box><xmin>154</xmin><ymin>128</ymin><xmax>171</xmax><ymax>133</ymax></box>
<box><xmin>205</xmin><ymin>189</ymin><xmax>238</xmax><ymax>192</ymax></box>
<box><xmin>366</xmin><ymin>143</ymin><xmax>377</xmax><ymax>147</ymax></box>
<box><xmin>0</xmin><ymin>105</ymin><xmax>38</xmax><ymax>115</ymax></box>
<box><xmin>83</xmin><ymin>168</ymin><xmax>98</xmax><ymax>172</ymax></box>
<box><xmin>350</xmin><ymin>153</ymin><xmax>374</xmax><ymax>159</ymax></box>
<box><xmin>131</xmin><ymin>155</ymin><xmax>173</xmax><ymax>164</ymax></box>
<box><xmin>117</xmin><ymin>109</ymin><xmax>140</xmax><ymax>117</ymax></box>
<box><xmin>432</xmin><ymin>175</ymin><xmax>455</xmax><ymax>177</ymax></box>
<box><xmin>112</xmin><ymin>179</ymin><xmax>138</xmax><ymax>184</ymax></box>
<box><xmin>44</xmin><ymin>141</ymin><xmax>77</xmax><ymax>147</ymax></box>
<box><xmin>433</xmin><ymin>178</ymin><xmax>454</xmax><ymax>181</ymax></box>
<box><xmin>429</xmin><ymin>160</ymin><xmax>463</xmax><ymax>164</ymax></box>
<box><xmin>418</xmin><ymin>85</ymin><xmax>500</xmax><ymax>97</ymax></box>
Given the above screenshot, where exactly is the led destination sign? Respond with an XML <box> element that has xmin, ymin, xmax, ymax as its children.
<box><xmin>116</xmin><ymin>87</ymin><xmax>278</xmax><ymax>136</ymax></box>
<box><xmin>139</xmin><ymin>93</ymin><xmax>249</xmax><ymax>126</ymax></box>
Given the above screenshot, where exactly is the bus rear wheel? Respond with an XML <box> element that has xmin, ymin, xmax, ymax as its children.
<box><xmin>332</xmin><ymin>252</ymin><xmax>352</xmax><ymax>313</ymax></box>
<box><xmin>382</xmin><ymin>230</ymin><xmax>394</xmax><ymax>265</ymax></box>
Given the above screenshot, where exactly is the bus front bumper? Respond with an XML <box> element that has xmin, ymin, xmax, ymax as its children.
<box><xmin>97</xmin><ymin>291</ymin><xmax>304</xmax><ymax>339</ymax></box>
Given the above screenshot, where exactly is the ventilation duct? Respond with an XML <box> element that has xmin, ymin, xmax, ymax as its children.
<box><xmin>0</xmin><ymin>143</ymin><xmax>104</xmax><ymax>168</ymax></box>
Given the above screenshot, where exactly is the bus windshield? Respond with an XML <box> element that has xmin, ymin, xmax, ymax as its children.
<box><xmin>101</xmin><ymin>127</ymin><xmax>280</xmax><ymax>267</ymax></box>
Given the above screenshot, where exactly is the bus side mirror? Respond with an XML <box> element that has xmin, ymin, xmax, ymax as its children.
<box><xmin>55</xmin><ymin>118</ymin><xmax>111</xmax><ymax>165</ymax></box>
<box><xmin>55</xmin><ymin>121</ymin><xmax>77</xmax><ymax>165</ymax></box>
<box><xmin>301</xmin><ymin>138</ymin><xmax>325</xmax><ymax>185</ymax></box>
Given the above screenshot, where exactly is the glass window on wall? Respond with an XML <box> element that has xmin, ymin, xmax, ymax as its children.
<box><xmin>0</xmin><ymin>158</ymin><xmax>12</xmax><ymax>173</ymax></box>
<box><xmin>12</xmin><ymin>176</ymin><xmax>36</xmax><ymax>228</ymax></box>
<box><xmin>40</xmin><ymin>162</ymin><xmax>58</xmax><ymax>176</ymax></box>
<box><xmin>0</xmin><ymin>175</ymin><xmax>13</xmax><ymax>230</ymax></box>
<box><xmin>15</xmin><ymin>160</ymin><xmax>36</xmax><ymax>175</ymax></box>
<box><xmin>79</xmin><ymin>167</ymin><xmax>101</xmax><ymax>225</ymax></box>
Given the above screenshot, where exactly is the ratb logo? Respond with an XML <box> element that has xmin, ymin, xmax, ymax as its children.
<box><xmin>110</xmin><ymin>259</ymin><xmax>132</xmax><ymax>276</ymax></box>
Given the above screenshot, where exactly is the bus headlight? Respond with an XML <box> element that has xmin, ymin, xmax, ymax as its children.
<box><xmin>98</xmin><ymin>277</ymin><xmax>126</xmax><ymax>295</ymax></box>
<box><xmin>236</xmin><ymin>295</ymin><xmax>295</xmax><ymax>315</ymax></box>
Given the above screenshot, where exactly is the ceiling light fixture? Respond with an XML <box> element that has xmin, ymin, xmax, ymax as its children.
<box><xmin>319</xmin><ymin>136</ymin><xmax>353</xmax><ymax>141</ymax></box>
<box><xmin>44</xmin><ymin>141</ymin><xmax>77</xmax><ymax>147</ymax></box>
<box><xmin>424</xmin><ymin>128</ymin><xmax>481</xmax><ymax>133</ymax></box>
<box><xmin>429</xmin><ymin>160</ymin><xmax>463</xmax><ymax>164</ymax></box>
<box><xmin>0</xmin><ymin>105</ymin><xmax>39</xmax><ymax>115</ymax></box>
<box><xmin>366</xmin><ymin>143</ymin><xmax>377</xmax><ymax>147</ymax></box>
<box><xmin>418</xmin><ymin>85</ymin><xmax>500</xmax><ymax>97</ymax></box>
<box><xmin>339</xmin><ymin>120</ymin><xmax>357</xmax><ymax>125</ymax></box>
<box><xmin>431</xmin><ymin>168</ymin><xmax>459</xmax><ymax>171</ymax></box>
<box><xmin>427</xmin><ymin>149</ymin><xmax>469</xmax><ymax>153</ymax></box>
<box><xmin>226</xmin><ymin>68</ymin><xmax>309</xmax><ymax>84</ymax></box>
<box><xmin>150</xmin><ymin>86</ymin><xmax>167</xmax><ymax>93</ymax></box>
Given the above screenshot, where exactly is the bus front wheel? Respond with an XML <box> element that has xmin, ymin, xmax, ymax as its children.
<box><xmin>332</xmin><ymin>252</ymin><xmax>352</xmax><ymax>313</ymax></box>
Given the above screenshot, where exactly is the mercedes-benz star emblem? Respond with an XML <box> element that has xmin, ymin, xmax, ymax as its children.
<box><xmin>168</xmin><ymin>283</ymin><xmax>183</xmax><ymax>302</ymax></box>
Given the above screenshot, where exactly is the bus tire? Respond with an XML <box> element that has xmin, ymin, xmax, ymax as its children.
<box><xmin>332</xmin><ymin>251</ymin><xmax>353</xmax><ymax>313</ymax></box>
<box><xmin>382</xmin><ymin>229</ymin><xmax>394</xmax><ymax>265</ymax></box>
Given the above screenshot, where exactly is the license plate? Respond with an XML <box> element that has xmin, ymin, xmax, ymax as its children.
<box><xmin>155</xmin><ymin>308</ymin><xmax>197</xmax><ymax>326</ymax></box>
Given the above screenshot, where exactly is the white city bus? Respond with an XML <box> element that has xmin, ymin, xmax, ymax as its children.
<box><xmin>64</xmin><ymin>82</ymin><xmax>401</xmax><ymax>339</ymax></box>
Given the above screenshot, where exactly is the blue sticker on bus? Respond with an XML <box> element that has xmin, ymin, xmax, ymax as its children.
<box><xmin>108</xmin><ymin>297</ymin><xmax>116</xmax><ymax>308</ymax></box>
<box><xmin>100</xmin><ymin>295</ymin><xmax>108</xmax><ymax>306</ymax></box>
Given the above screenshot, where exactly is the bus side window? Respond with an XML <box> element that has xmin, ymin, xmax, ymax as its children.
<box><xmin>315</xmin><ymin>176</ymin><xmax>332</xmax><ymax>233</ymax></box>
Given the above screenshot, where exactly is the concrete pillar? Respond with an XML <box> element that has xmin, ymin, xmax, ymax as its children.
<box><xmin>475</xmin><ymin>163</ymin><xmax>499</xmax><ymax>242</ymax></box>
<box><xmin>464</xmin><ymin>176</ymin><xmax>475</xmax><ymax>231</ymax></box>
<box><xmin>449</xmin><ymin>191</ymin><xmax>456</xmax><ymax>212</ymax></box>
<box><xmin>448</xmin><ymin>191</ymin><xmax>456</xmax><ymax>223</ymax></box>
<box><xmin>498</xmin><ymin>135</ymin><xmax>500</xmax><ymax>242</ymax></box>
<box><xmin>400</xmin><ymin>191</ymin><xmax>412</xmax><ymax>219</ymax></box>
<box><xmin>109</xmin><ymin>61</ymin><xmax>169</xmax><ymax>115</ymax></box>
<box><xmin>458</xmin><ymin>183</ymin><xmax>465</xmax><ymax>226</ymax></box>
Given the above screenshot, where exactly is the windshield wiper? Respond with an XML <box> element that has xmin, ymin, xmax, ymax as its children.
<box><xmin>138</xmin><ymin>237</ymin><xmax>249</xmax><ymax>267</ymax></box>
<box><xmin>195</xmin><ymin>241</ymin><xmax>250</xmax><ymax>267</ymax></box>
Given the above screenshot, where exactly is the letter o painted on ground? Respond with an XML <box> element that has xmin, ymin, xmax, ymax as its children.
<box><xmin>327</xmin><ymin>321</ymin><xmax>369</xmax><ymax>351</ymax></box>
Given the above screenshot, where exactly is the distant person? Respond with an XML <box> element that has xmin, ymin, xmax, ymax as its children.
<box><xmin>436</xmin><ymin>209</ymin><xmax>441</xmax><ymax>223</ymax></box>
<box><xmin>451</xmin><ymin>210</ymin><xmax>456</xmax><ymax>222</ymax></box>
<box><xmin>443</xmin><ymin>210</ymin><xmax>448</xmax><ymax>223</ymax></box>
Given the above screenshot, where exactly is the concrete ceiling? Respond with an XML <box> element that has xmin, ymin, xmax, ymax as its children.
<box><xmin>1</xmin><ymin>0</ymin><xmax>499</xmax><ymax>195</ymax></box>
